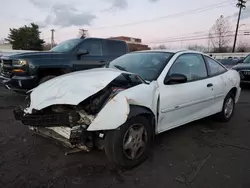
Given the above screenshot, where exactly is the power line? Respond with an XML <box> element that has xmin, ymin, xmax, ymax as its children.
<box><xmin>87</xmin><ymin>0</ymin><xmax>231</xmax><ymax>30</ymax></box>
<box><xmin>145</xmin><ymin>29</ymin><xmax>250</xmax><ymax>44</ymax></box>
<box><xmin>144</xmin><ymin>24</ymin><xmax>248</xmax><ymax>43</ymax></box>
<box><xmin>147</xmin><ymin>34</ymin><xmax>246</xmax><ymax>44</ymax></box>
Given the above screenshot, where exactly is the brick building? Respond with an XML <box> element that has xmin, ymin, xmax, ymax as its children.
<box><xmin>108</xmin><ymin>36</ymin><xmax>150</xmax><ymax>52</ymax></box>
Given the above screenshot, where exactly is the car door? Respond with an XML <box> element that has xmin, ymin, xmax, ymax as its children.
<box><xmin>204</xmin><ymin>56</ymin><xmax>228</xmax><ymax>113</ymax></box>
<box><xmin>157</xmin><ymin>53</ymin><xmax>216</xmax><ymax>133</ymax></box>
<box><xmin>73</xmin><ymin>39</ymin><xmax>107</xmax><ymax>71</ymax></box>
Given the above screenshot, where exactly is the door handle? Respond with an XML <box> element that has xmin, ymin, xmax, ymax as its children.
<box><xmin>99</xmin><ymin>60</ymin><xmax>106</xmax><ymax>63</ymax></box>
<box><xmin>207</xmin><ymin>83</ymin><xmax>213</xmax><ymax>87</ymax></box>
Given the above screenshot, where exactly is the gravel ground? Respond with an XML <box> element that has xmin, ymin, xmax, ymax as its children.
<box><xmin>0</xmin><ymin>84</ymin><xmax>250</xmax><ymax>188</ymax></box>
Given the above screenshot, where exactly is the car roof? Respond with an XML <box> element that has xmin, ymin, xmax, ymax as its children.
<box><xmin>72</xmin><ymin>37</ymin><xmax>126</xmax><ymax>43</ymax></box>
<box><xmin>133</xmin><ymin>49</ymin><xmax>205</xmax><ymax>54</ymax></box>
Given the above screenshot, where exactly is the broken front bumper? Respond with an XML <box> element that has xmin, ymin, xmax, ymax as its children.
<box><xmin>14</xmin><ymin>107</ymin><xmax>92</xmax><ymax>148</ymax></box>
<box><xmin>14</xmin><ymin>107</ymin><xmax>72</xmax><ymax>127</ymax></box>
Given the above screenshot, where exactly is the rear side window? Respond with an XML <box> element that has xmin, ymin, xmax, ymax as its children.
<box><xmin>105</xmin><ymin>40</ymin><xmax>127</xmax><ymax>56</ymax></box>
<box><xmin>204</xmin><ymin>56</ymin><xmax>227</xmax><ymax>76</ymax></box>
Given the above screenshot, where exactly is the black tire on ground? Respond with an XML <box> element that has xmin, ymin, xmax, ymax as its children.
<box><xmin>216</xmin><ymin>91</ymin><xmax>235</xmax><ymax>122</ymax></box>
<box><xmin>39</xmin><ymin>75</ymin><xmax>57</xmax><ymax>85</ymax></box>
<box><xmin>104</xmin><ymin>116</ymin><xmax>153</xmax><ymax>169</ymax></box>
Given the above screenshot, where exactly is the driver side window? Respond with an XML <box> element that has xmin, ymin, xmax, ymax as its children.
<box><xmin>168</xmin><ymin>53</ymin><xmax>208</xmax><ymax>82</ymax></box>
<box><xmin>78</xmin><ymin>40</ymin><xmax>103</xmax><ymax>56</ymax></box>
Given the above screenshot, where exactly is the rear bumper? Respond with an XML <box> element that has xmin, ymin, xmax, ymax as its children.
<box><xmin>0</xmin><ymin>74</ymin><xmax>37</xmax><ymax>93</ymax></box>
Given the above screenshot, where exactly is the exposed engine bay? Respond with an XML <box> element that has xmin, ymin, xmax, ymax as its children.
<box><xmin>14</xmin><ymin>73</ymin><xmax>145</xmax><ymax>151</ymax></box>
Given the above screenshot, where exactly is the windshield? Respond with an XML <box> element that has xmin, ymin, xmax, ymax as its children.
<box><xmin>107</xmin><ymin>52</ymin><xmax>174</xmax><ymax>81</ymax></box>
<box><xmin>243</xmin><ymin>54</ymin><xmax>250</xmax><ymax>64</ymax></box>
<box><xmin>50</xmin><ymin>39</ymin><xmax>82</xmax><ymax>52</ymax></box>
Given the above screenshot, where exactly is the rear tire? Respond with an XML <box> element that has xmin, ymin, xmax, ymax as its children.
<box><xmin>104</xmin><ymin>116</ymin><xmax>152</xmax><ymax>169</ymax></box>
<box><xmin>39</xmin><ymin>75</ymin><xmax>56</xmax><ymax>85</ymax></box>
<box><xmin>216</xmin><ymin>91</ymin><xmax>235</xmax><ymax>122</ymax></box>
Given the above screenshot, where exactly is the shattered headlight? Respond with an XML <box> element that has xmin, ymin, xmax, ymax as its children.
<box><xmin>20</xmin><ymin>95</ymin><xmax>31</xmax><ymax>111</ymax></box>
<box><xmin>108</xmin><ymin>87</ymin><xmax>126</xmax><ymax>100</ymax></box>
<box><xmin>24</xmin><ymin>95</ymin><xmax>31</xmax><ymax>108</ymax></box>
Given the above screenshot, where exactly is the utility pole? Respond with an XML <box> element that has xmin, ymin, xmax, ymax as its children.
<box><xmin>180</xmin><ymin>37</ymin><xmax>183</xmax><ymax>48</ymax></box>
<box><xmin>79</xmin><ymin>29</ymin><xmax>88</xmax><ymax>39</ymax></box>
<box><xmin>232</xmin><ymin>0</ymin><xmax>246</xmax><ymax>52</ymax></box>
<box><xmin>51</xmin><ymin>29</ymin><xmax>55</xmax><ymax>49</ymax></box>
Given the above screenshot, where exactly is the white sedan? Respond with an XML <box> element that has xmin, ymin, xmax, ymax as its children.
<box><xmin>14</xmin><ymin>50</ymin><xmax>241</xmax><ymax>168</ymax></box>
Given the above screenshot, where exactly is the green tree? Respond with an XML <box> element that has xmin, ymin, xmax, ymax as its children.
<box><xmin>6</xmin><ymin>23</ymin><xmax>45</xmax><ymax>50</ymax></box>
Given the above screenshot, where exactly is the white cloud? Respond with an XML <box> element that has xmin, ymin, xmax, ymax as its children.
<box><xmin>104</xmin><ymin>0</ymin><xmax>160</xmax><ymax>11</ymax></box>
<box><xmin>30</xmin><ymin>0</ymin><xmax>161</xmax><ymax>28</ymax></box>
<box><xmin>30</xmin><ymin>1</ymin><xmax>96</xmax><ymax>28</ymax></box>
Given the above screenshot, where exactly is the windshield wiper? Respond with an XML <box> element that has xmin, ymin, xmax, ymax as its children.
<box><xmin>114</xmin><ymin>65</ymin><xmax>127</xmax><ymax>71</ymax></box>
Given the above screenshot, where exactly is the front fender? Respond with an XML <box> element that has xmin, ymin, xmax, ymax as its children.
<box><xmin>87</xmin><ymin>94</ymin><xmax>130</xmax><ymax>131</ymax></box>
<box><xmin>87</xmin><ymin>100</ymin><xmax>156</xmax><ymax>131</ymax></box>
<box><xmin>87</xmin><ymin>83</ymin><xmax>158</xmax><ymax>131</ymax></box>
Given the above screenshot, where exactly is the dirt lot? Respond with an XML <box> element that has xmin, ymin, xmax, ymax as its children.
<box><xmin>0</xmin><ymin>84</ymin><xmax>250</xmax><ymax>188</ymax></box>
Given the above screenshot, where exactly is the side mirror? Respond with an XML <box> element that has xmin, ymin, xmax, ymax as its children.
<box><xmin>76</xmin><ymin>49</ymin><xmax>89</xmax><ymax>56</ymax></box>
<box><xmin>164</xmin><ymin>73</ymin><xmax>187</xmax><ymax>85</ymax></box>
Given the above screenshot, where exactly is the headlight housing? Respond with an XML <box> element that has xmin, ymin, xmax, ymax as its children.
<box><xmin>12</xmin><ymin>59</ymin><xmax>28</xmax><ymax>67</ymax></box>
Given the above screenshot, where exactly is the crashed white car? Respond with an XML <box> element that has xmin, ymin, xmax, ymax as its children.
<box><xmin>14</xmin><ymin>50</ymin><xmax>241</xmax><ymax>168</ymax></box>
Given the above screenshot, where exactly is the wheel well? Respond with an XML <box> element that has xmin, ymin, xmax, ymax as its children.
<box><xmin>229</xmin><ymin>87</ymin><xmax>237</xmax><ymax>98</ymax></box>
<box><xmin>128</xmin><ymin>105</ymin><xmax>156</xmax><ymax>137</ymax></box>
<box><xmin>37</xmin><ymin>68</ymin><xmax>69</xmax><ymax>81</ymax></box>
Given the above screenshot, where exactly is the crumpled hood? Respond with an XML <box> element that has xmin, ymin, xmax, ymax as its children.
<box><xmin>26</xmin><ymin>68</ymin><xmax>123</xmax><ymax>113</ymax></box>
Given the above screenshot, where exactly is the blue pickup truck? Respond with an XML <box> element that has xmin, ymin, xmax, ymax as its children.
<box><xmin>0</xmin><ymin>38</ymin><xmax>129</xmax><ymax>93</ymax></box>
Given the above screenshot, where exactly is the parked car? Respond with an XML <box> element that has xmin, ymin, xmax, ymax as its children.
<box><xmin>0</xmin><ymin>38</ymin><xmax>129</xmax><ymax>93</ymax></box>
<box><xmin>232</xmin><ymin>54</ymin><xmax>250</xmax><ymax>84</ymax></box>
<box><xmin>218</xmin><ymin>58</ymin><xmax>239</xmax><ymax>69</ymax></box>
<box><xmin>14</xmin><ymin>50</ymin><xmax>241</xmax><ymax>168</ymax></box>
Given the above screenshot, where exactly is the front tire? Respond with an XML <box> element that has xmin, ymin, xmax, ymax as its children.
<box><xmin>104</xmin><ymin>116</ymin><xmax>152</xmax><ymax>169</ymax></box>
<box><xmin>216</xmin><ymin>91</ymin><xmax>235</xmax><ymax>122</ymax></box>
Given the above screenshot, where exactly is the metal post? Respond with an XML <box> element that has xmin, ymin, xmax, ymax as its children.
<box><xmin>232</xmin><ymin>0</ymin><xmax>246</xmax><ymax>52</ymax></box>
<box><xmin>51</xmin><ymin>29</ymin><xmax>55</xmax><ymax>49</ymax></box>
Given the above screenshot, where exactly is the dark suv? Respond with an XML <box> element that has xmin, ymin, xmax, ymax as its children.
<box><xmin>232</xmin><ymin>54</ymin><xmax>250</xmax><ymax>84</ymax></box>
<box><xmin>0</xmin><ymin>38</ymin><xmax>129</xmax><ymax>93</ymax></box>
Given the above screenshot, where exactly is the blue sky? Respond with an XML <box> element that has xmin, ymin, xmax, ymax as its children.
<box><xmin>1</xmin><ymin>0</ymin><xmax>250</xmax><ymax>47</ymax></box>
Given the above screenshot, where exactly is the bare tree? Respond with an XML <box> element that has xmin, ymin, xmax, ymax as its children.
<box><xmin>209</xmin><ymin>15</ymin><xmax>232</xmax><ymax>52</ymax></box>
<box><xmin>187</xmin><ymin>44</ymin><xmax>206</xmax><ymax>52</ymax></box>
<box><xmin>237</xmin><ymin>40</ymin><xmax>250</xmax><ymax>52</ymax></box>
<box><xmin>152</xmin><ymin>44</ymin><xmax>168</xmax><ymax>50</ymax></box>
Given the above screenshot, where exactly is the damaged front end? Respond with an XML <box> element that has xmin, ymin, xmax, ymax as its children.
<box><xmin>14</xmin><ymin>73</ymin><xmax>145</xmax><ymax>151</ymax></box>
